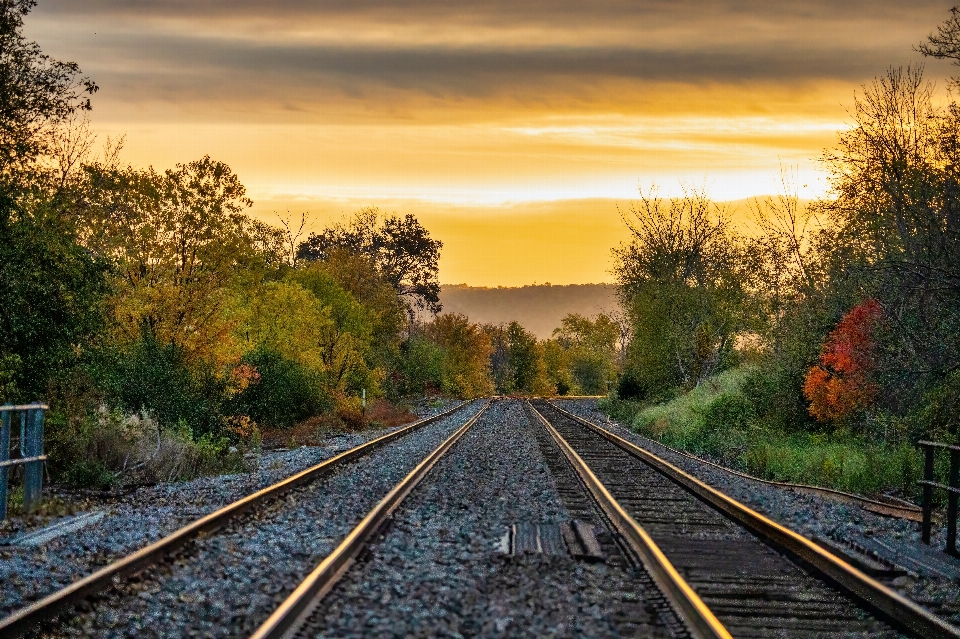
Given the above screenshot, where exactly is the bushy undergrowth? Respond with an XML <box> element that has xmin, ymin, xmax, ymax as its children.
<box><xmin>601</xmin><ymin>365</ymin><xmax>922</xmax><ymax>497</ymax></box>
<box><xmin>227</xmin><ymin>346</ymin><xmax>330</xmax><ymax>430</ymax></box>
<box><xmin>45</xmin><ymin>408</ymin><xmax>249</xmax><ymax>490</ymax></box>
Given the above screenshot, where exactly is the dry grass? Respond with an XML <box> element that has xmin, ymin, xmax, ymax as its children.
<box><xmin>46</xmin><ymin>408</ymin><xmax>248</xmax><ymax>489</ymax></box>
<box><xmin>260</xmin><ymin>399</ymin><xmax>418</xmax><ymax>448</ymax></box>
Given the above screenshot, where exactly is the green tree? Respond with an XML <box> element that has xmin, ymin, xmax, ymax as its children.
<box><xmin>807</xmin><ymin>64</ymin><xmax>960</xmax><ymax>434</ymax></box>
<box><xmin>0</xmin><ymin>0</ymin><xmax>97</xmax><ymax>191</ymax></box>
<box><xmin>81</xmin><ymin>156</ymin><xmax>273</xmax><ymax>367</ymax></box>
<box><xmin>613</xmin><ymin>187</ymin><xmax>754</xmax><ymax>393</ymax></box>
<box><xmin>0</xmin><ymin>1</ymin><xmax>106</xmax><ymax>400</ymax></box>
<box><xmin>0</xmin><ymin>198</ymin><xmax>108</xmax><ymax>399</ymax></box>
<box><xmin>425</xmin><ymin>314</ymin><xmax>494</xmax><ymax>398</ymax></box>
<box><xmin>297</xmin><ymin>208</ymin><xmax>443</xmax><ymax>314</ymax></box>
<box><xmin>552</xmin><ymin>313</ymin><xmax>620</xmax><ymax>394</ymax></box>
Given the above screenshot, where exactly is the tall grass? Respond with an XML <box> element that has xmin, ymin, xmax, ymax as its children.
<box><xmin>602</xmin><ymin>365</ymin><xmax>922</xmax><ymax>498</ymax></box>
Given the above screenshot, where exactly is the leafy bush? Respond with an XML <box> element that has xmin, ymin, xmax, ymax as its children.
<box><xmin>98</xmin><ymin>332</ymin><xmax>227</xmax><ymax>436</ymax></box>
<box><xmin>61</xmin><ymin>459</ymin><xmax>115</xmax><ymax>490</ymax></box>
<box><xmin>803</xmin><ymin>299</ymin><xmax>882</xmax><ymax>424</ymax></box>
<box><xmin>616</xmin><ymin>373</ymin><xmax>647</xmax><ymax>401</ymax></box>
<box><xmin>45</xmin><ymin>408</ymin><xmax>247</xmax><ymax>488</ymax></box>
<box><xmin>228</xmin><ymin>346</ymin><xmax>329</xmax><ymax>430</ymax></box>
<box><xmin>392</xmin><ymin>336</ymin><xmax>444</xmax><ymax>397</ymax></box>
<box><xmin>0</xmin><ymin>205</ymin><xmax>109</xmax><ymax>401</ymax></box>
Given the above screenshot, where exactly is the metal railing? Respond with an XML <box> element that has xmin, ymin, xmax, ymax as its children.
<box><xmin>0</xmin><ymin>403</ymin><xmax>48</xmax><ymax>520</ymax></box>
<box><xmin>919</xmin><ymin>440</ymin><xmax>960</xmax><ymax>557</ymax></box>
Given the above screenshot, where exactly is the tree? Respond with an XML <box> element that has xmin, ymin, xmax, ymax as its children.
<box><xmin>295</xmin><ymin>249</ymin><xmax>405</xmax><ymax>371</ymax></box>
<box><xmin>297</xmin><ymin>208</ymin><xmax>443</xmax><ymax>314</ymax></box>
<box><xmin>917</xmin><ymin>7</ymin><xmax>960</xmax><ymax>64</ymax></box>
<box><xmin>803</xmin><ymin>299</ymin><xmax>882</xmax><ymax>424</ymax></box>
<box><xmin>425</xmin><ymin>314</ymin><xmax>494</xmax><ymax>398</ymax></box>
<box><xmin>552</xmin><ymin>313</ymin><xmax>621</xmax><ymax>394</ymax></box>
<box><xmin>613</xmin><ymin>186</ymin><xmax>753</xmax><ymax>391</ymax></box>
<box><xmin>0</xmin><ymin>197</ymin><xmax>108</xmax><ymax>400</ymax></box>
<box><xmin>0</xmin><ymin>0</ymin><xmax>97</xmax><ymax>191</ymax></box>
<box><xmin>820</xmin><ymin>65</ymin><xmax>960</xmax><ymax>413</ymax></box>
<box><xmin>503</xmin><ymin>322</ymin><xmax>550</xmax><ymax>394</ymax></box>
<box><xmin>81</xmin><ymin>156</ymin><xmax>267</xmax><ymax>365</ymax></box>
<box><xmin>0</xmin><ymin>1</ymin><xmax>106</xmax><ymax>400</ymax></box>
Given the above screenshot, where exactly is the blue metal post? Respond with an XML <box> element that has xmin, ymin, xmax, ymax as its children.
<box><xmin>922</xmin><ymin>444</ymin><xmax>934</xmax><ymax>544</ymax></box>
<box><xmin>0</xmin><ymin>410</ymin><xmax>9</xmax><ymax>521</ymax></box>
<box><xmin>22</xmin><ymin>407</ymin><xmax>43</xmax><ymax>514</ymax></box>
<box><xmin>948</xmin><ymin>449</ymin><xmax>959</xmax><ymax>557</ymax></box>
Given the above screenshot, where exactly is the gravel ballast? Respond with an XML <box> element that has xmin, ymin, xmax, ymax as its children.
<box><xmin>556</xmin><ymin>398</ymin><xmax>960</xmax><ymax>624</ymax></box>
<box><xmin>303</xmin><ymin>399</ymin><xmax>683</xmax><ymax>639</ymax></box>
<box><xmin>0</xmin><ymin>402</ymin><xmax>460</xmax><ymax>617</ymax></box>
<box><xmin>3</xmin><ymin>401</ymin><xmax>478</xmax><ymax>636</ymax></box>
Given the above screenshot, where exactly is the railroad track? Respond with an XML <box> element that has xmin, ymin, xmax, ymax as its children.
<box><xmin>252</xmin><ymin>397</ymin><xmax>690</xmax><ymax>638</ymax></box>
<box><xmin>0</xmin><ymin>400</ymin><xmax>482</xmax><ymax>637</ymax></box>
<box><xmin>529</xmin><ymin>399</ymin><xmax>960</xmax><ymax>639</ymax></box>
<box><xmin>248</xmin><ymin>400</ymin><xmax>489</xmax><ymax>639</ymax></box>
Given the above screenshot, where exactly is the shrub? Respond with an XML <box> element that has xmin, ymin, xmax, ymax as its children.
<box><xmin>611</xmin><ymin>364</ymin><xmax>923</xmax><ymax>496</ymax></box>
<box><xmin>803</xmin><ymin>299</ymin><xmax>882</xmax><ymax>424</ymax></box>
<box><xmin>228</xmin><ymin>346</ymin><xmax>329</xmax><ymax>429</ymax></box>
<box><xmin>45</xmin><ymin>408</ymin><xmax>247</xmax><ymax>488</ymax></box>
<box><xmin>702</xmin><ymin>393</ymin><xmax>753</xmax><ymax>432</ymax></box>
<box><xmin>617</xmin><ymin>373</ymin><xmax>647</xmax><ymax>401</ymax></box>
<box><xmin>392</xmin><ymin>336</ymin><xmax>444</xmax><ymax>397</ymax></box>
<box><xmin>97</xmin><ymin>331</ymin><xmax>227</xmax><ymax>436</ymax></box>
<box><xmin>61</xmin><ymin>459</ymin><xmax>115</xmax><ymax>490</ymax></box>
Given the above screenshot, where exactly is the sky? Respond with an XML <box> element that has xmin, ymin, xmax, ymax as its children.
<box><xmin>26</xmin><ymin>1</ymin><xmax>959</xmax><ymax>286</ymax></box>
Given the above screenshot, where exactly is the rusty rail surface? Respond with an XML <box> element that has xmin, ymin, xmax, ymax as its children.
<box><xmin>0</xmin><ymin>401</ymin><xmax>473</xmax><ymax>637</ymax></box>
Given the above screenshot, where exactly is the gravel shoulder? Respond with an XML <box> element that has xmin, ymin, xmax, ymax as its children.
<box><xmin>0</xmin><ymin>400</ymin><xmax>463</xmax><ymax>620</ymax></box>
<box><xmin>304</xmin><ymin>399</ymin><xmax>683</xmax><ymax>638</ymax></box>
<box><xmin>555</xmin><ymin>398</ymin><xmax>960</xmax><ymax>625</ymax></box>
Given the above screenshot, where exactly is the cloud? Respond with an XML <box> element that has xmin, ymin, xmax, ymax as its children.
<box><xmin>27</xmin><ymin>0</ymin><xmax>954</xmax><ymax>124</ymax></box>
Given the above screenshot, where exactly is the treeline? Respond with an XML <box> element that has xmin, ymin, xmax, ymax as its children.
<box><xmin>0</xmin><ymin>2</ymin><xmax>433</xmax><ymax>488</ymax></box>
<box><xmin>608</xmin><ymin>14</ymin><xmax>960</xmax><ymax>493</ymax></box>
<box><xmin>403</xmin><ymin>313</ymin><xmax>623</xmax><ymax>399</ymax></box>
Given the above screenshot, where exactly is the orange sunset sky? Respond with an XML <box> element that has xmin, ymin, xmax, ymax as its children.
<box><xmin>27</xmin><ymin>1</ymin><xmax>959</xmax><ymax>285</ymax></box>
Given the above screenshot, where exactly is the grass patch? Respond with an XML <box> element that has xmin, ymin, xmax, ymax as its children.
<box><xmin>601</xmin><ymin>365</ymin><xmax>922</xmax><ymax>498</ymax></box>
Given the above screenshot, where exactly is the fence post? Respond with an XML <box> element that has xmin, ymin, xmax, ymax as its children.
<box><xmin>922</xmin><ymin>443</ymin><xmax>934</xmax><ymax>545</ymax></box>
<box><xmin>948</xmin><ymin>449</ymin><xmax>959</xmax><ymax>557</ymax></box>
<box><xmin>22</xmin><ymin>406</ymin><xmax>44</xmax><ymax>514</ymax></box>
<box><xmin>0</xmin><ymin>411</ymin><xmax>9</xmax><ymax>521</ymax></box>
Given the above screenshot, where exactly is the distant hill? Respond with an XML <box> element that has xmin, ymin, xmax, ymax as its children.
<box><xmin>439</xmin><ymin>284</ymin><xmax>619</xmax><ymax>339</ymax></box>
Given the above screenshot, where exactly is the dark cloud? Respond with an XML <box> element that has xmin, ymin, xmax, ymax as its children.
<box><xmin>31</xmin><ymin>0</ymin><xmax>952</xmax><ymax>25</ymax></box>
<box><xmin>24</xmin><ymin>0</ymin><xmax>957</xmax><ymax>120</ymax></box>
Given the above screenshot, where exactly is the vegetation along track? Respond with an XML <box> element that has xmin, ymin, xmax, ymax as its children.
<box><xmin>0</xmin><ymin>401</ymin><xmax>483</xmax><ymax>638</ymax></box>
<box><xmin>530</xmin><ymin>399</ymin><xmax>960</xmax><ymax>639</ymax></box>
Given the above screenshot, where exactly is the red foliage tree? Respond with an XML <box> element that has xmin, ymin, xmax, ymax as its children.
<box><xmin>803</xmin><ymin>299</ymin><xmax>882</xmax><ymax>422</ymax></box>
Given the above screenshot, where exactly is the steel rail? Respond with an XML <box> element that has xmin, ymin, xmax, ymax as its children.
<box><xmin>586</xmin><ymin>411</ymin><xmax>922</xmax><ymax>521</ymax></box>
<box><xmin>547</xmin><ymin>401</ymin><xmax>960</xmax><ymax>639</ymax></box>
<box><xmin>527</xmin><ymin>401</ymin><xmax>732</xmax><ymax>639</ymax></box>
<box><xmin>0</xmin><ymin>401</ymin><xmax>472</xmax><ymax>637</ymax></box>
<box><xmin>249</xmin><ymin>401</ymin><xmax>491</xmax><ymax>639</ymax></box>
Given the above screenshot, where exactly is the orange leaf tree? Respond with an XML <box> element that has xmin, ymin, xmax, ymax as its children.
<box><xmin>803</xmin><ymin>299</ymin><xmax>882</xmax><ymax>422</ymax></box>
